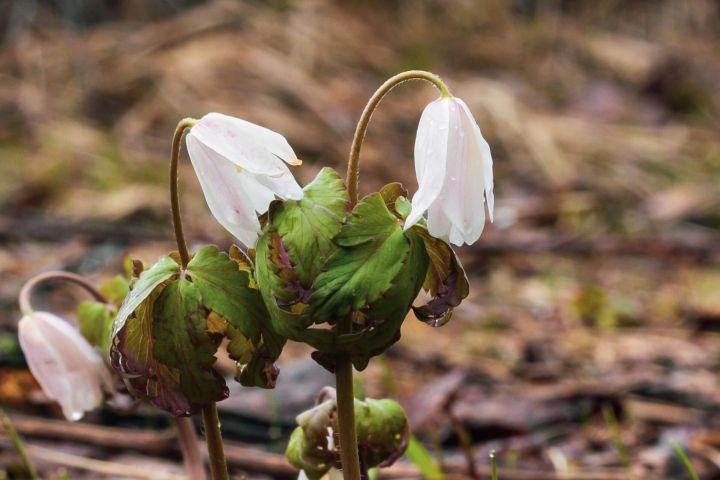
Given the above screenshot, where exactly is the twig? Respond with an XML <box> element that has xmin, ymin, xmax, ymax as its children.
<box><xmin>0</xmin><ymin>420</ymin><xmax>634</xmax><ymax>480</ymax></box>
<box><xmin>2</xmin><ymin>415</ymin><xmax>176</xmax><ymax>454</ymax></box>
<box><xmin>0</xmin><ymin>436</ymin><xmax>185</xmax><ymax>480</ymax></box>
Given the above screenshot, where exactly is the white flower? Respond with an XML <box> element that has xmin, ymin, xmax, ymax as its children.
<box><xmin>186</xmin><ymin>112</ymin><xmax>303</xmax><ymax>247</ymax></box>
<box><xmin>18</xmin><ymin>311</ymin><xmax>114</xmax><ymax>421</ymax></box>
<box><xmin>404</xmin><ymin>96</ymin><xmax>494</xmax><ymax>246</ymax></box>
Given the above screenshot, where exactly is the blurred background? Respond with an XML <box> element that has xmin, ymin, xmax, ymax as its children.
<box><xmin>0</xmin><ymin>0</ymin><xmax>719</xmax><ymax>478</ymax></box>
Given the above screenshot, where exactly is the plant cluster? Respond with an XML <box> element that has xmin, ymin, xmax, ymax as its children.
<box><xmin>15</xmin><ymin>70</ymin><xmax>494</xmax><ymax>480</ymax></box>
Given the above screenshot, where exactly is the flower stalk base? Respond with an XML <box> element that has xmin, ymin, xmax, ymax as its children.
<box><xmin>335</xmin><ymin>354</ymin><xmax>362</xmax><ymax>480</ymax></box>
<box><xmin>202</xmin><ymin>404</ymin><xmax>229</xmax><ymax>480</ymax></box>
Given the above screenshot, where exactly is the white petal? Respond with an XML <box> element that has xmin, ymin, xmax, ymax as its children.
<box><xmin>237</xmin><ymin>171</ymin><xmax>277</xmax><ymax>213</ymax></box>
<box><xmin>436</xmin><ymin>98</ymin><xmax>488</xmax><ymax>245</ymax></box>
<box><xmin>190</xmin><ymin>113</ymin><xmax>296</xmax><ymax>176</ymax></box>
<box><xmin>426</xmin><ymin>199</ymin><xmax>452</xmax><ymax>241</ymax></box>
<box><xmin>404</xmin><ymin>98</ymin><xmax>450</xmax><ymax>229</ymax></box>
<box><xmin>457</xmin><ymin>98</ymin><xmax>494</xmax><ymax>222</ymax></box>
<box><xmin>19</xmin><ymin>312</ymin><xmax>106</xmax><ymax>421</ymax></box>
<box><xmin>187</xmin><ymin>134</ymin><xmax>262</xmax><ymax>247</ymax></box>
<box><xmin>253</xmin><ymin>161</ymin><xmax>303</xmax><ymax>201</ymax></box>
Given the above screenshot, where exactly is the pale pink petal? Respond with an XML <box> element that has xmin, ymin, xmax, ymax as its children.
<box><xmin>191</xmin><ymin>113</ymin><xmax>297</xmax><ymax>176</ymax></box>
<box><xmin>19</xmin><ymin>312</ymin><xmax>106</xmax><ymax>421</ymax></box>
<box><xmin>187</xmin><ymin>134</ymin><xmax>262</xmax><ymax>247</ymax></box>
<box><xmin>253</xmin><ymin>161</ymin><xmax>303</xmax><ymax>201</ymax></box>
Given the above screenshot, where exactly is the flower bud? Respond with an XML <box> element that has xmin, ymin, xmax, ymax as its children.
<box><xmin>287</xmin><ymin>388</ymin><xmax>409</xmax><ymax>479</ymax></box>
<box><xmin>405</xmin><ymin>96</ymin><xmax>494</xmax><ymax>246</ymax></box>
<box><xmin>18</xmin><ymin>311</ymin><xmax>113</xmax><ymax>421</ymax></box>
<box><xmin>186</xmin><ymin>112</ymin><xmax>303</xmax><ymax>247</ymax></box>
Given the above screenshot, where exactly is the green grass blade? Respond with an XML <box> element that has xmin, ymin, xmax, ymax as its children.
<box><xmin>1</xmin><ymin>409</ymin><xmax>39</xmax><ymax>480</ymax></box>
<box><xmin>671</xmin><ymin>441</ymin><xmax>699</xmax><ymax>480</ymax></box>
<box><xmin>490</xmin><ymin>450</ymin><xmax>498</xmax><ymax>480</ymax></box>
<box><xmin>405</xmin><ymin>436</ymin><xmax>442</xmax><ymax>479</ymax></box>
<box><xmin>602</xmin><ymin>404</ymin><xmax>630</xmax><ymax>469</ymax></box>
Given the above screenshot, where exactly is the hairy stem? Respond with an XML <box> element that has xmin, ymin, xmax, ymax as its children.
<box><xmin>335</xmin><ymin>70</ymin><xmax>451</xmax><ymax>479</ymax></box>
<box><xmin>202</xmin><ymin>404</ymin><xmax>229</xmax><ymax>480</ymax></box>
<box><xmin>175</xmin><ymin>417</ymin><xmax>206</xmax><ymax>480</ymax></box>
<box><xmin>334</xmin><ymin>315</ymin><xmax>361</xmax><ymax>480</ymax></box>
<box><xmin>336</xmin><ymin>354</ymin><xmax>361</xmax><ymax>480</ymax></box>
<box><xmin>18</xmin><ymin>271</ymin><xmax>108</xmax><ymax>316</ymax></box>
<box><xmin>345</xmin><ymin>70</ymin><xmax>451</xmax><ymax>207</ymax></box>
<box><xmin>169</xmin><ymin>118</ymin><xmax>227</xmax><ymax>479</ymax></box>
<box><xmin>170</xmin><ymin>118</ymin><xmax>197</xmax><ymax>268</ymax></box>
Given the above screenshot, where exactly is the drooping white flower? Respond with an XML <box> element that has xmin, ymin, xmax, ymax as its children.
<box><xmin>18</xmin><ymin>311</ymin><xmax>114</xmax><ymax>421</ymax></box>
<box><xmin>404</xmin><ymin>96</ymin><xmax>494</xmax><ymax>246</ymax></box>
<box><xmin>186</xmin><ymin>112</ymin><xmax>303</xmax><ymax>247</ymax></box>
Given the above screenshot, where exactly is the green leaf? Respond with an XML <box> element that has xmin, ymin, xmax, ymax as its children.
<box><xmin>152</xmin><ymin>279</ymin><xmax>227</xmax><ymax>405</ymax></box>
<box><xmin>77</xmin><ymin>301</ymin><xmax>115</xmax><ymax>357</ymax></box>
<box><xmin>309</xmin><ymin>193</ymin><xmax>410</xmax><ymax>320</ymax></box>
<box><xmin>257</xmin><ymin>218</ymin><xmax>428</xmax><ymax>370</ymax></box>
<box><xmin>228</xmin><ymin>245</ymin><xmax>256</xmax><ymax>285</ymax></box>
<box><xmin>342</xmin><ymin>228</ymin><xmax>428</xmax><ymax>370</ymax></box>
<box><xmin>356</xmin><ymin>398</ymin><xmax>410</xmax><ymax>468</ymax></box>
<box><xmin>187</xmin><ymin>245</ymin><xmax>265</xmax><ymax>343</ymax></box>
<box><xmin>274</xmin><ymin>167</ymin><xmax>349</xmax><ymax>288</ymax></box>
<box><xmin>405</xmin><ymin>436</ymin><xmax>442</xmax><ymax>480</ymax></box>
<box><xmin>379</xmin><ymin>182</ymin><xmax>408</xmax><ymax>217</ymax></box>
<box><xmin>411</xmin><ymin>226</ymin><xmax>469</xmax><ymax>327</ymax></box>
<box><xmin>98</xmin><ymin>275</ymin><xmax>130</xmax><ymax>306</ymax></box>
<box><xmin>229</xmin><ymin>332</ymin><xmax>256</xmax><ymax>366</ymax></box>
<box><xmin>395</xmin><ymin>196</ymin><xmax>412</xmax><ymax>219</ymax></box>
<box><xmin>254</xmin><ymin>233</ymin><xmax>310</xmax><ymax>340</ymax></box>
<box><xmin>112</xmin><ymin>255</ymin><xmax>179</xmax><ymax>338</ymax></box>
<box><xmin>186</xmin><ymin>246</ymin><xmax>282</xmax><ymax>388</ymax></box>
<box><xmin>111</xmin><ymin>287</ymin><xmax>195</xmax><ymax>416</ymax></box>
<box><xmin>285</xmin><ymin>427</ymin><xmax>330</xmax><ymax>480</ymax></box>
<box><xmin>235</xmin><ymin>344</ymin><xmax>280</xmax><ymax>389</ymax></box>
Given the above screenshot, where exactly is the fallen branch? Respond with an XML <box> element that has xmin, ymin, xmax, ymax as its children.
<box><xmin>0</xmin><ymin>436</ymin><xmax>185</xmax><ymax>480</ymax></box>
<box><xmin>1</xmin><ymin>415</ymin><xmax>176</xmax><ymax>454</ymax></box>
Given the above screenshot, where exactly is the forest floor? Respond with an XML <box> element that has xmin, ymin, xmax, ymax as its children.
<box><xmin>0</xmin><ymin>1</ymin><xmax>719</xmax><ymax>478</ymax></box>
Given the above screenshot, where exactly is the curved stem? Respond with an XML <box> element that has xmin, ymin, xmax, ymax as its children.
<box><xmin>202</xmin><ymin>404</ymin><xmax>229</xmax><ymax>480</ymax></box>
<box><xmin>336</xmin><ymin>70</ymin><xmax>451</xmax><ymax>479</ymax></box>
<box><xmin>345</xmin><ymin>70</ymin><xmax>451</xmax><ymax>207</ymax></box>
<box><xmin>169</xmin><ymin>118</ymin><xmax>228</xmax><ymax>480</ymax></box>
<box><xmin>19</xmin><ymin>271</ymin><xmax>108</xmax><ymax>316</ymax></box>
<box><xmin>175</xmin><ymin>417</ymin><xmax>206</xmax><ymax>480</ymax></box>
<box><xmin>170</xmin><ymin>118</ymin><xmax>197</xmax><ymax>268</ymax></box>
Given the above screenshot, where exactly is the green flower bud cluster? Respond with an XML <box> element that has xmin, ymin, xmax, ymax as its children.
<box><xmin>286</xmin><ymin>388</ymin><xmax>409</xmax><ymax>480</ymax></box>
